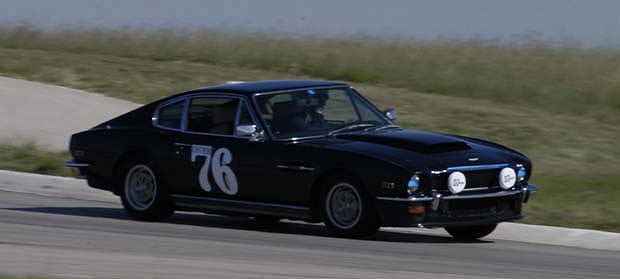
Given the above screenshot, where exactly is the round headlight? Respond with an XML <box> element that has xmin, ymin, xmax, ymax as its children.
<box><xmin>499</xmin><ymin>167</ymin><xmax>517</xmax><ymax>189</ymax></box>
<box><xmin>517</xmin><ymin>166</ymin><xmax>527</xmax><ymax>181</ymax></box>
<box><xmin>407</xmin><ymin>174</ymin><xmax>420</xmax><ymax>194</ymax></box>
<box><xmin>447</xmin><ymin>171</ymin><xmax>467</xmax><ymax>194</ymax></box>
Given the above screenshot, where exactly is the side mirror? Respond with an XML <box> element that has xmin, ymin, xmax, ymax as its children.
<box><xmin>384</xmin><ymin>108</ymin><xmax>397</xmax><ymax>121</ymax></box>
<box><xmin>235</xmin><ymin>124</ymin><xmax>264</xmax><ymax>141</ymax></box>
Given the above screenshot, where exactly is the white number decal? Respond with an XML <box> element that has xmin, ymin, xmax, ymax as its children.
<box><xmin>212</xmin><ymin>148</ymin><xmax>238</xmax><ymax>195</ymax></box>
<box><xmin>191</xmin><ymin>145</ymin><xmax>238</xmax><ymax>195</ymax></box>
<box><xmin>191</xmin><ymin>145</ymin><xmax>213</xmax><ymax>192</ymax></box>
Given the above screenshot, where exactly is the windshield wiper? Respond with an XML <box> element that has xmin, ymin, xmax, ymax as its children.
<box><xmin>364</xmin><ymin>124</ymin><xmax>401</xmax><ymax>132</ymax></box>
<box><xmin>328</xmin><ymin>123</ymin><xmax>376</xmax><ymax>137</ymax></box>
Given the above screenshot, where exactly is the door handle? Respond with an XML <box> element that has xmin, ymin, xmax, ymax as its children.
<box><xmin>173</xmin><ymin>142</ymin><xmax>192</xmax><ymax>155</ymax></box>
<box><xmin>174</xmin><ymin>142</ymin><xmax>192</xmax><ymax>147</ymax></box>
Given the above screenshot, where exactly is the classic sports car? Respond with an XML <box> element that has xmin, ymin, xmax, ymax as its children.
<box><xmin>66</xmin><ymin>80</ymin><xmax>537</xmax><ymax>238</ymax></box>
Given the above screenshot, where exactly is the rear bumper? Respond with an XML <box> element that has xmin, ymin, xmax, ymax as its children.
<box><xmin>66</xmin><ymin>160</ymin><xmax>117</xmax><ymax>194</ymax></box>
<box><xmin>376</xmin><ymin>184</ymin><xmax>537</xmax><ymax>228</ymax></box>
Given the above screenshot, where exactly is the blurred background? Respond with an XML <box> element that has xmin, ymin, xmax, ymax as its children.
<box><xmin>0</xmin><ymin>0</ymin><xmax>618</xmax><ymax>232</ymax></box>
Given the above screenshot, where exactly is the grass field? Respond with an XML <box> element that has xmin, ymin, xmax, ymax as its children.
<box><xmin>1</xmin><ymin>26</ymin><xmax>619</xmax><ymax>123</ymax></box>
<box><xmin>0</xmin><ymin>27</ymin><xmax>618</xmax><ymax>231</ymax></box>
<box><xmin>0</xmin><ymin>144</ymin><xmax>71</xmax><ymax>177</ymax></box>
<box><xmin>0</xmin><ymin>276</ymin><xmax>54</xmax><ymax>279</ymax></box>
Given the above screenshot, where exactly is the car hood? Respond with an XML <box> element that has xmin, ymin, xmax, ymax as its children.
<box><xmin>318</xmin><ymin>129</ymin><xmax>529</xmax><ymax>172</ymax></box>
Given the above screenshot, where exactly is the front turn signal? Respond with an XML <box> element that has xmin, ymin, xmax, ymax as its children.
<box><xmin>408</xmin><ymin>205</ymin><xmax>426</xmax><ymax>214</ymax></box>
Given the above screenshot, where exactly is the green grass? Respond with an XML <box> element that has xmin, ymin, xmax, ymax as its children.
<box><xmin>0</xmin><ymin>144</ymin><xmax>71</xmax><ymax>177</ymax></box>
<box><xmin>0</xmin><ymin>48</ymin><xmax>297</xmax><ymax>104</ymax></box>
<box><xmin>1</xmin><ymin>26</ymin><xmax>619</xmax><ymax>122</ymax></box>
<box><xmin>0</xmin><ymin>276</ymin><xmax>59</xmax><ymax>279</ymax></box>
<box><xmin>525</xmin><ymin>176</ymin><xmax>620</xmax><ymax>232</ymax></box>
<box><xmin>0</xmin><ymin>276</ymin><xmax>56</xmax><ymax>279</ymax></box>
<box><xmin>0</xmin><ymin>27</ymin><xmax>618</xmax><ymax>232</ymax></box>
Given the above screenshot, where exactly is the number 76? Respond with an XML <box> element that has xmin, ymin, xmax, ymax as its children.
<box><xmin>191</xmin><ymin>145</ymin><xmax>238</xmax><ymax>195</ymax></box>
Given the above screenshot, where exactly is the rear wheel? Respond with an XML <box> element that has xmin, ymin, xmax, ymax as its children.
<box><xmin>120</xmin><ymin>161</ymin><xmax>174</xmax><ymax>221</ymax></box>
<box><xmin>445</xmin><ymin>224</ymin><xmax>497</xmax><ymax>240</ymax></box>
<box><xmin>321</xmin><ymin>176</ymin><xmax>380</xmax><ymax>238</ymax></box>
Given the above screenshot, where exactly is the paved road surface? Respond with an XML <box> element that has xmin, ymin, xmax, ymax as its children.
<box><xmin>3</xmin><ymin>169</ymin><xmax>620</xmax><ymax>252</ymax></box>
<box><xmin>0</xmin><ymin>76</ymin><xmax>138</xmax><ymax>150</ymax></box>
<box><xmin>0</xmin><ymin>189</ymin><xmax>618</xmax><ymax>278</ymax></box>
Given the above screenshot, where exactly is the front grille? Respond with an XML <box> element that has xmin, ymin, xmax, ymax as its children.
<box><xmin>447</xmin><ymin>198</ymin><xmax>500</xmax><ymax>217</ymax></box>
<box><xmin>426</xmin><ymin>195</ymin><xmax>521</xmax><ymax>219</ymax></box>
<box><xmin>430</xmin><ymin>168</ymin><xmax>503</xmax><ymax>193</ymax></box>
<box><xmin>463</xmin><ymin>169</ymin><xmax>500</xmax><ymax>189</ymax></box>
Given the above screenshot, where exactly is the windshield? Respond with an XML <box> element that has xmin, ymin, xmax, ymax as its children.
<box><xmin>254</xmin><ymin>87</ymin><xmax>391</xmax><ymax>139</ymax></box>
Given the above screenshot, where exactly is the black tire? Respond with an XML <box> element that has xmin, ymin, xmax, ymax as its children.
<box><xmin>321</xmin><ymin>175</ymin><xmax>380</xmax><ymax>238</ymax></box>
<box><xmin>445</xmin><ymin>224</ymin><xmax>497</xmax><ymax>240</ymax></box>
<box><xmin>119</xmin><ymin>159</ymin><xmax>174</xmax><ymax>221</ymax></box>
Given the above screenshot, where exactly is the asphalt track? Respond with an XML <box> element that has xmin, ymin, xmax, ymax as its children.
<box><xmin>1</xmin><ymin>190</ymin><xmax>619</xmax><ymax>278</ymax></box>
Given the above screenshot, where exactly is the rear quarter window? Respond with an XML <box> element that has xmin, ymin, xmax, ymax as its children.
<box><xmin>156</xmin><ymin>101</ymin><xmax>185</xmax><ymax>129</ymax></box>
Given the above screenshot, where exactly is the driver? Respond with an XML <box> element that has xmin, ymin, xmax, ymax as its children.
<box><xmin>303</xmin><ymin>90</ymin><xmax>329</xmax><ymax>129</ymax></box>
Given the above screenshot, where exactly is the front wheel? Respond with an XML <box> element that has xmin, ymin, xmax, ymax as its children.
<box><xmin>321</xmin><ymin>176</ymin><xmax>380</xmax><ymax>238</ymax></box>
<box><xmin>120</xmin><ymin>162</ymin><xmax>174</xmax><ymax>221</ymax></box>
<box><xmin>445</xmin><ymin>224</ymin><xmax>498</xmax><ymax>240</ymax></box>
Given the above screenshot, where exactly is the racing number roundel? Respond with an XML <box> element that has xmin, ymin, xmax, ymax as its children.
<box><xmin>191</xmin><ymin>145</ymin><xmax>238</xmax><ymax>195</ymax></box>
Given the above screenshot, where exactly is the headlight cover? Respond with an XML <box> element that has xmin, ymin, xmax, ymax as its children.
<box><xmin>499</xmin><ymin>167</ymin><xmax>517</xmax><ymax>189</ymax></box>
<box><xmin>448</xmin><ymin>171</ymin><xmax>467</xmax><ymax>194</ymax></box>
<box><xmin>407</xmin><ymin>174</ymin><xmax>420</xmax><ymax>194</ymax></box>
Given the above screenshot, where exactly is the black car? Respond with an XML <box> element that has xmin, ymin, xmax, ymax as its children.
<box><xmin>66</xmin><ymin>80</ymin><xmax>537</xmax><ymax>238</ymax></box>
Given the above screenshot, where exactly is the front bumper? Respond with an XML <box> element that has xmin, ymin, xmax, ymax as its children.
<box><xmin>376</xmin><ymin>184</ymin><xmax>538</xmax><ymax>228</ymax></box>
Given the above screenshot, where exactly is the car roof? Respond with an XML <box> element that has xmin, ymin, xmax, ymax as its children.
<box><xmin>182</xmin><ymin>80</ymin><xmax>350</xmax><ymax>96</ymax></box>
<box><xmin>110</xmin><ymin>80</ymin><xmax>351</xmax><ymax>129</ymax></box>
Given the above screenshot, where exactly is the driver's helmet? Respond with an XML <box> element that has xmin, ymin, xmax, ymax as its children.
<box><xmin>293</xmin><ymin>89</ymin><xmax>329</xmax><ymax>110</ymax></box>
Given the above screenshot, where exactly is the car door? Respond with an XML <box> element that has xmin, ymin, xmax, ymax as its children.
<box><xmin>248</xmin><ymin>140</ymin><xmax>318</xmax><ymax>204</ymax></box>
<box><xmin>163</xmin><ymin>95</ymin><xmax>277</xmax><ymax>203</ymax></box>
<box><xmin>243</xmin><ymin>92</ymin><xmax>321</xmax><ymax>205</ymax></box>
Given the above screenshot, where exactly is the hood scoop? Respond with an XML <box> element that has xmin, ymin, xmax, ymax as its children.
<box><xmin>337</xmin><ymin>130</ymin><xmax>471</xmax><ymax>153</ymax></box>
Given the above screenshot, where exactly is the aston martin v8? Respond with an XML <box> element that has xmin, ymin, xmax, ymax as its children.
<box><xmin>66</xmin><ymin>80</ymin><xmax>537</xmax><ymax>238</ymax></box>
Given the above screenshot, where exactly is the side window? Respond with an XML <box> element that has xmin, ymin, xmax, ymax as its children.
<box><xmin>237</xmin><ymin>101</ymin><xmax>256</xmax><ymax>126</ymax></box>
<box><xmin>187</xmin><ymin>97</ymin><xmax>240</xmax><ymax>135</ymax></box>
<box><xmin>156</xmin><ymin>101</ymin><xmax>185</xmax><ymax>129</ymax></box>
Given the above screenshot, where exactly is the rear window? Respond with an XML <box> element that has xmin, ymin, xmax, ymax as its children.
<box><xmin>156</xmin><ymin>101</ymin><xmax>185</xmax><ymax>129</ymax></box>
